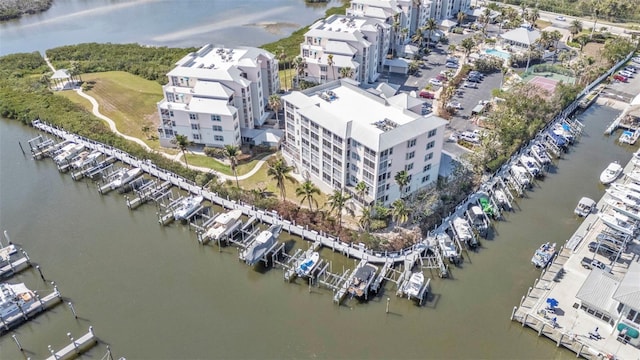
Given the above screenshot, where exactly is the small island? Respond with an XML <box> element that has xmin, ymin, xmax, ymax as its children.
<box><xmin>0</xmin><ymin>0</ymin><xmax>53</xmax><ymax>21</ymax></box>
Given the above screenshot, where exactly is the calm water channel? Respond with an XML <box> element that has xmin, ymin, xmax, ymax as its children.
<box><xmin>0</xmin><ymin>1</ymin><xmax>637</xmax><ymax>358</ymax></box>
<box><xmin>0</xmin><ymin>105</ymin><xmax>633</xmax><ymax>358</ymax></box>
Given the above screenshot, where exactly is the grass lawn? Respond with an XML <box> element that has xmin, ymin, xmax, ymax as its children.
<box><xmin>56</xmin><ymin>89</ymin><xmax>92</xmax><ymax>108</ymax></box>
<box><xmin>79</xmin><ymin>71</ymin><xmax>164</xmax><ymax>149</ymax></box>
<box><xmin>535</xmin><ymin>19</ymin><xmax>552</xmax><ymax>29</ymax></box>
<box><xmin>279</xmin><ymin>68</ymin><xmax>297</xmax><ymax>91</ymax></box>
<box><xmin>184</xmin><ymin>153</ymin><xmax>262</xmax><ymax>176</ymax></box>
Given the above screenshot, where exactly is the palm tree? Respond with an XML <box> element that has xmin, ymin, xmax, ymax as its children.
<box><xmin>292</xmin><ymin>56</ymin><xmax>305</xmax><ymax>88</ymax></box>
<box><xmin>550</xmin><ymin>30</ymin><xmax>563</xmax><ymax>63</ymax></box>
<box><xmin>267</xmin><ymin>156</ymin><xmax>295</xmax><ymax>200</ymax></box>
<box><xmin>391</xmin><ymin>14</ymin><xmax>401</xmax><ymax>57</ymax></box>
<box><xmin>456</xmin><ymin>11</ymin><xmax>466</xmax><ymax>27</ymax></box>
<box><xmin>268</xmin><ymin>94</ymin><xmax>282</xmax><ymax>123</ymax></box>
<box><xmin>328</xmin><ymin>190</ymin><xmax>351</xmax><ymax>227</ymax></box>
<box><xmin>223</xmin><ymin>144</ymin><xmax>240</xmax><ymax>187</ymax></box>
<box><xmin>69</xmin><ymin>60</ymin><xmax>82</xmax><ymax>84</ymax></box>
<box><xmin>171</xmin><ymin>134</ymin><xmax>192</xmax><ymax>168</ymax></box>
<box><xmin>528</xmin><ymin>8</ymin><xmax>539</xmax><ymax>26</ymax></box>
<box><xmin>358</xmin><ymin>205</ymin><xmax>372</xmax><ymax>231</ymax></box>
<box><xmin>482</xmin><ymin>7</ymin><xmax>491</xmax><ymax>33</ymax></box>
<box><xmin>569</xmin><ymin>20</ymin><xmax>583</xmax><ymax>41</ymax></box>
<box><xmin>424</xmin><ymin>19</ymin><xmax>437</xmax><ymax>49</ymax></box>
<box><xmin>460</xmin><ymin>38</ymin><xmax>475</xmax><ymax>64</ymax></box>
<box><xmin>326</xmin><ymin>54</ymin><xmax>335</xmax><ymax>81</ymax></box>
<box><xmin>447</xmin><ymin>44</ymin><xmax>457</xmax><ymax>54</ymax></box>
<box><xmin>339</xmin><ymin>67</ymin><xmax>354</xmax><ymax>79</ymax></box>
<box><xmin>355</xmin><ymin>181</ymin><xmax>368</xmax><ymax>204</ymax></box>
<box><xmin>296</xmin><ymin>180</ymin><xmax>320</xmax><ymax>210</ymax></box>
<box><xmin>411</xmin><ymin>30</ymin><xmax>424</xmax><ymax>46</ymax></box>
<box><xmin>391</xmin><ymin>199</ymin><xmax>410</xmax><ymax>225</ymax></box>
<box><xmin>394</xmin><ymin>170</ymin><xmax>410</xmax><ymax>198</ymax></box>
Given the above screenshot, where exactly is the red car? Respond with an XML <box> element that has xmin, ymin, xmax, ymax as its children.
<box><xmin>613</xmin><ymin>74</ymin><xmax>627</xmax><ymax>82</ymax></box>
<box><xmin>436</xmin><ymin>74</ymin><xmax>447</xmax><ymax>81</ymax></box>
<box><xmin>419</xmin><ymin>90</ymin><xmax>435</xmax><ymax>99</ymax></box>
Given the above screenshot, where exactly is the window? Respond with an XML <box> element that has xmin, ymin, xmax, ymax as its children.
<box><xmin>191</xmin><ymin>123</ymin><xmax>200</xmax><ymax>130</ymax></box>
<box><xmin>189</xmin><ymin>113</ymin><xmax>198</xmax><ymax>120</ymax></box>
<box><xmin>193</xmin><ymin>134</ymin><xmax>200</xmax><ymax>140</ymax></box>
<box><xmin>405</xmin><ymin>163</ymin><xmax>414</xmax><ymax>171</ymax></box>
<box><xmin>212</xmin><ymin>125</ymin><xmax>223</xmax><ymax>132</ymax></box>
<box><xmin>426</xmin><ymin>141</ymin><xmax>435</xmax><ymax>150</ymax></box>
<box><xmin>424</xmin><ymin>152</ymin><xmax>433</xmax><ymax>161</ymax></box>
<box><xmin>428</xmin><ymin>129</ymin><xmax>437</xmax><ymax>137</ymax></box>
<box><xmin>423</xmin><ymin>164</ymin><xmax>432</xmax><ymax>172</ymax></box>
<box><xmin>167</xmin><ymin>93</ymin><xmax>175</xmax><ymax>102</ymax></box>
<box><xmin>422</xmin><ymin>175</ymin><xmax>430</xmax><ymax>183</ymax></box>
<box><xmin>406</xmin><ymin>151</ymin><xmax>415</xmax><ymax>160</ymax></box>
<box><xmin>214</xmin><ymin>135</ymin><xmax>224</xmax><ymax>142</ymax></box>
<box><xmin>211</xmin><ymin>114</ymin><xmax>221</xmax><ymax>122</ymax></box>
<box><xmin>169</xmin><ymin>111</ymin><xmax>174</xmax><ymax>117</ymax></box>
<box><xmin>407</xmin><ymin>139</ymin><xmax>416</xmax><ymax>148</ymax></box>
<box><xmin>320</xmin><ymin>65</ymin><xmax>328</xmax><ymax>72</ymax></box>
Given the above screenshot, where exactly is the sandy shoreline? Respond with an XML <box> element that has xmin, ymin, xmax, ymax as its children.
<box><xmin>245</xmin><ymin>21</ymin><xmax>299</xmax><ymax>35</ymax></box>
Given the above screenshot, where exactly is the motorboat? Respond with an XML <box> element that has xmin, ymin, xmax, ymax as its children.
<box><xmin>202</xmin><ymin>209</ymin><xmax>243</xmax><ymax>241</ymax></box>
<box><xmin>552</xmin><ymin>123</ymin><xmax>574</xmax><ymax>143</ymax></box>
<box><xmin>530</xmin><ymin>143</ymin><xmax>552</xmax><ymax>165</ymax></box>
<box><xmin>619</xmin><ymin>130</ymin><xmax>640</xmax><ymax>145</ymax></box>
<box><xmin>599</xmin><ymin>212</ymin><xmax>637</xmax><ymax>236</ymax></box>
<box><xmin>452</xmin><ymin>217</ymin><xmax>477</xmax><ymax>248</ymax></box>
<box><xmin>599</xmin><ymin>161</ymin><xmax>623</xmax><ymax>185</ymax></box>
<box><xmin>510</xmin><ymin>164</ymin><xmax>530</xmax><ymax>188</ymax></box>
<box><xmin>403</xmin><ymin>271</ymin><xmax>425</xmax><ymax>299</ymax></box>
<box><xmin>436</xmin><ymin>232</ymin><xmax>458</xmax><ymax>262</ymax></box>
<box><xmin>173</xmin><ymin>195</ymin><xmax>204</xmax><ymax>221</ymax></box>
<box><xmin>111</xmin><ymin>167</ymin><xmax>143</xmax><ymax>189</ymax></box>
<box><xmin>627</xmin><ymin>170</ymin><xmax>640</xmax><ymax>183</ymax></box>
<box><xmin>574</xmin><ymin>197</ymin><xmax>596</xmax><ymax>217</ymax></box>
<box><xmin>241</xmin><ymin>224</ymin><xmax>282</xmax><ymax>266</ymax></box>
<box><xmin>467</xmin><ymin>205</ymin><xmax>489</xmax><ymax>238</ymax></box>
<box><xmin>531</xmin><ymin>242</ymin><xmax>556</xmax><ymax>268</ymax></box>
<box><xmin>478</xmin><ymin>195</ymin><xmax>497</xmax><ymax>219</ymax></box>
<box><xmin>606</xmin><ymin>187</ymin><xmax>640</xmax><ymax>208</ymax></box>
<box><xmin>0</xmin><ymin>282</ymin><xmax>36</xmax><ymax>319</ymax></box>
<box><xmin>605</xmin><ymin>198</ymin><xmax>640</xmax><ymax>221</ymax></box>
<box><xmin>71</xmin><ymin>150</ymin><xmax>101</xmax><ymax>169</ymax></box>
<box><xmin>547</xmin><ymin>129</ymin><xmax>568</xmax><ymax>149</ymax></box>
<box><xmin>347</xmin><ymin>263</ymin><xmax>378</xmax><ymax>298</ymax></box>
<box><xmin>53</xmin><ymin>143</ymin><xmax>85</xmax><ymax>164</ymax></box>
<box><xmin>622</xmin><ymin>181</ymin><xmax>640</xmax><ymax>195</ymax></box>
<box><xmin>296</xmin><ymin>252</ymin><xmax>320</xmax><ymax>277</ymax></box>
<box><xmin>493</xmin><ymin>189</ymin><xmax>511</xmax><ymax>211</ymax></box>
<box><xmin>519</xmin><ymin>155</ymin><xmax>542</xmax><ymax>178</ymax></box>
<box><xmin>0</xmin><ymin>244</ymin><xmax>17</xmax><ymax>264</ymax></box>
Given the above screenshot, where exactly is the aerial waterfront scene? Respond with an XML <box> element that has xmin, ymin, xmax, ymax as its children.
<box><xmin>1</xmin><ymin>0</ymin><xmax>640</xmax><ymax>359</ymax></box>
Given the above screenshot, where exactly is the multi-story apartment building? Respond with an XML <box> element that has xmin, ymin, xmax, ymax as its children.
<box><xmin>281</xmin><ymin>80</ymin><xmax>447</xmax><ymax>205</ymax></box>
<box><xmin>156</xmin><ymin>44</ymin><xmax>279</xmax><ymax>147</ymax></box>
<box><xmin>301</xmin><ymin>14</ymin><xmax>389</xmax><ymax>84</ymax></box>
<box><xmin>428</xmin><ymin>0</ymin><xmax>471</xmax><ymax>21</ymax></box>
<box><xmin>347</xmin><ymin>0</ymin><xmax>410</xmax><ymax>56</ymax></box>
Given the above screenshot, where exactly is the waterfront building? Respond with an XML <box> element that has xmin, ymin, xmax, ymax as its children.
<box><xmin>300</xmin><ymin>14</ymin><xmax>390</xmax><ymax>84</ymax></box>
<box><xmin>427</xmin><ymin>0</ymin><xmax>471</xmax><ymax>23</ymax></box>
<box><xmin>157</xmin><ymin>44</ymin><xmax>279</xmax><ymax>147</ymax></box>
<box><xmin>281</xmin><ymin>79</ymin><xmax>447</xmax><ymax>205</ymax></box>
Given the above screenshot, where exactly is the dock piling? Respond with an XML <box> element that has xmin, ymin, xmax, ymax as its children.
<box><xmin>68</xmin><ymin>302</ymin><xmax>77</xmax><ymax>319</ymax></box>
<box><xmin>510</xmin><ymin>306</ymin><xmax>517</xmax><ymax>320</ymax></box>
<box><xmin>386</xmin><ymin>297</ymin><xmax>390</xmax><ymax>314</ymax></box>
<box><xmin>18</xmin><ymin>141</ymin><xmax>25</xmax><ymax>155</ymax></box>
<box><xmin>12</xmin><ymin>334</ymin><xmax>23</xmax><ymax>351</ymax></box>
<box><xmin>36</xmin><ymin>265</ymin><xmax>46</xmax><ymax>281</ymax></box>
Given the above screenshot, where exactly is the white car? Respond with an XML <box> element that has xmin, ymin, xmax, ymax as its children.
<box><xmin>555</xmin><ymin>16</ymin><xmax>566</xmax><ymax>21</ymax></box>
<box><xmin>445</xmin><ymin>62</ymin><xmax>459</xmax><ymax>69</ymax></box>
<box><xmin>624</xmin><ymin>66</ymin><xmax>636</xmax><ymax>73</ymax></box>
<box><xmin>447</xmin><ymin>101</ymin><xmax>463</xmax><ymax>109</ymax></box>
<box><xmin>463</xmin><ymin>81</ymin><xmax>477</xmax><ymax>88</ymax></box>
<box><xmin>459</xmin><ymin>131</ymin><xmax>480</xmax><ymax>143</ymax></box>
<box><xmin>619</xmin><ymin>70</ymin><xmax>634</xmax><ymax>78</ymax></box>
<box><xmin>429</xmin><ymin>78</ymin><xmax>443</xmax><ymax>86</ymax></box>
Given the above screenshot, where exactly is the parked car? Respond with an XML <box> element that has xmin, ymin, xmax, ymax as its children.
<box><xmin>469</xmin><ymin>71</ymin><xmax>484</xmax><ymax>78</ymax></box>
<box><xmin>467</xmin><ymin>76</ymin><xmax>481</xmax><ymax>83</ymax></box>
<box><xmin>436</xmin><ymin>74</ymin><xmax>447</xmax><ymax>81</ymax></box>
<box><xmin>419</xmin><ymin>90</ymin><xmax>435</xmax><ymax>99</ymax></box>
<box><xmin>580</xmin><ymin>257</ymin><xmax>610</xmax><ymax>272</ymax></box>
<box><xmin>429</xmin><ymin>78</ymin><xmax>443</xmax><ymax>86</ymax></box>
<box><xmin>463</xmin><ymin>81</ymin><xmax>477</xmax><ymax>88</ymax></box>
<box><xmin>624</xmin><ymin>66</ymin><xmax>637</xmax><ymax>73</ymax></box>
<box><xmin>619</xmin><ymin>70</ymin><xmax>633</xmax><ymax>78</ymax></box>
<box><xmin>613</xmin><ymin>74</ymin><xmax>628</xmax><ymax>82</ymax></box>
<box><xmin>555</xmin><ymin>16</ymin><xmax>566</xmax><ymax>21</ymax></box>
<box><xmin>632</xmin><ymin>57</ymin><xmax>640</xmax><ymax>63</ymax></box>
<box><xmin>588</xmin><ymin>241</ymin><xmax>618</xmax><ymax>260</ymax></box>
<box><xmin>447</xmin><ymin>101</ymin><xmax>463</xmax><ymax>109</ymax></box>
<box><xmin>459</xmin><ymin>131</ymin><xmax>480</xmax><ymax>143</ymax></box>
<box><xmin>446</xmin><ymin>57</ymin><xmax>459</xmax><ymax>64</ymax></box>
<box><xmin>445</xmin><ymin>62</ymin><xmax>459</xmax><ymax>69</ymax></box>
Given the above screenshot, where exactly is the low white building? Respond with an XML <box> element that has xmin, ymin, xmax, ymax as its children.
<box><xmin>281</xmin><ymin>79</ymin><xmax>447</xmax><ymax>205</ymax></box>
<box><xmin>301</xmin><ymin>14</ymin><xmax>390</xmax><ymax>84</ymax></box>
<box><xmin>157</xmin><ymin>44</ymin><xmax>279</xmax><ymax>147</ymax></box>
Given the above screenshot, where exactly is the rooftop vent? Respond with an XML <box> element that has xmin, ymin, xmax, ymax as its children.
<box><xmin>373</xmin><ymin>118</ymin><xmax>399</xmax><ymax>132</ymax></box>
<box><xmin>319</xmin><ymin>90</ymin><xmax>337</xmax><ymax>102</ymax></box>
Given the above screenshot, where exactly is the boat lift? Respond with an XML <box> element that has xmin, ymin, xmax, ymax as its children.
<box><xmin>126</xmin><ymin>180</ymin><xmax>172</xmax><ymax>210</ymax></box>
<box><xmin>27</xmin><ymin>135</ymin><xmax>56</xmax><ymax>160</ymax></box>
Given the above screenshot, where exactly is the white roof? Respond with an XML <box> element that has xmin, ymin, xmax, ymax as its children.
<box><xmin>51</xmin><ymin>69</ymin><xmax>70</xmax><ymax>80</ymax></box>
<box><xmin>192</xmin><ymin>81</ymin><xmax>235</xmax><ymax>99</ymax></box>
<box><xmin>384</xmin><ymin>58</ymin><xmax>410</xmax><ymax>68</ymax></box>
<box><xmin>404</xmin><ymin>44</ymin><xmax>420</xmax><ymax>55</ymax></box>
<box><xmin>439</xmin><ymin>19</ymin><xmax>458</xmax><ymax>28</ymax></box>
<box><xmin>386</xmin><ymin>93</ymin><xmax>423</xmax><ymax>110</ymax></box>
<box><xmin>184</xmin><ymin>98</ymin><xmax>236</xmax><ymax>116</ymax></box>
<box><xmin>613</xmin><ymin>261</ymin><xmax>640</xmax><ymax>310</ymax></box>
<box><xmin>375</xmin><ymin>82</ymin><xmax>399</xmax><ymax>98</ymax></box>
<box><xmin>500</xmin><ymin>27</ymin><xmax>541</xmax><ymax>46</ymax></box>
<box><xmin>325</xmin><ymin>40</ymin><xmax>358</xmax><ymax>56</ymax></box>
<box><xmin>576</xmin><ymin>269</ymin><xmax>621</xmax><ymax>314</ymax></box>
<box><xmin>240</xmin><ymin>128</ymin><xmax>283</xmax><ymax>145</ymax></box>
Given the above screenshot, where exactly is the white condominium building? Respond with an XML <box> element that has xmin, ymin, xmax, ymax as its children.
<box><xmin>281</xmin><ymin>80</ymin><xmax>447</xmax><ymax>205</ymax></box>
<box><xmin>429</xmin><ymin>0</ymin><xmax>471</xmax><ymax>21</ymax></box>
<box><xmin>301</xmin><ymin>14</ymin><xmax>390</xmax><ymax>84</ymax></box>
<box><xmin>157</xmin><ymin>44</ymin><xmax>279</xmax><ymax>147</ymax></box>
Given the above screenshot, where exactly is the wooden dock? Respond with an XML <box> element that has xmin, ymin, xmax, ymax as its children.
<box><xmin>45</xmin><ymin>328</ymin><xmax>98</xmax><ymax>360</ymax></box>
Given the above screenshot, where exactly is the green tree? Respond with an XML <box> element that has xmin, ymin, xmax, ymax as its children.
<box><xmin>358</xmin><ymin>205</ymin><xmax>372</xmax><ymax>232</ymax></box>
<box><xmin>447</xmin><ymin>44</ymin><xmax>457</xmax><ymax>54</ymax></box>
<box><xmin>223</xmin><ymin>144</ymin><xmax>240</xmax><ymax>188</ymax></box>
<box><xmin>411</xmin><ymin>30</ymin><xmax>424</xmax><ymax>46</ymax></box>
<box><xmin>601</xmin><ymin>37</ymin><xmax>635</xmax><ymax>65</ymax></box>
<box><xmin>292</xmin><ymin>56</ymin><xmax>305</xmax><ymax>88</ymax></box>
<box><xmin>328</xmin><ymin>189</ymin><xmax>351</xmax><ymax>227</ymax></box>
<box><xmin>268</xmin><ymin>94</ymin><xmax>282</xmax><ymax>123</ymax></box>
<box><xmin>457</xmin><ymin>11</ymin><xmax>466</xmax><ymax>26</ymax></box>
<box><xmin>327</xmin><ymin>54</ymin><xmax>335</xmax><ymax>81</ymax></box>
<box><xmin>394</xmin><ymin>170</ymin><xmax>410</xmax><ymax>198</ymax></box>
<box><xmin>460</xmin><ymin>38</ymin><xmax>476</xmax><ymax>63</ymax></box>
<box><xmin>355</xmin><ymin>181</ymin><xmax>368</xmax><ymax>204</ymax></box>
<box><xmin>424</xmin><ymin>18</ymin><xmax>438</xmax><ymax>49</ymax></box>
<box><xmin>391</xmin><ymin>199</ymin><xmax>410</xmax><ymax>225</ymax></box>
<box><xmin>296</xmin><ymin>180</ymin><xmax>320</xmax><ymax>210</ymax></box>
<box><xmin>267</xmin><ymin>156</ymin><xmax>295</xmax><ymax>200</ymax></box>
<box><xmin>339</xmin><ymin>66</ymin><xmax>354</xmax><ymax>79</ymax></box>
<box><xmin>568</xmin><ymin>20</ymin><xmax>583</xmax><ymax>41</ymax></box>
<box><xmin>172</xmin><ymin>134</ymin><xmax>192</xmax><ymax>168</ymax></box>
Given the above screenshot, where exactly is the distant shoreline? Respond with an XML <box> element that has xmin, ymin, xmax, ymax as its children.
<box><xmin>0</xmin><ymin>0</ymin><xmax>53</xmax><ymax>22</ymax></box>
<box><xmin>245</xmin><ymin>21</ymin><xmax>300</xmax><ymax>35</ymax></box>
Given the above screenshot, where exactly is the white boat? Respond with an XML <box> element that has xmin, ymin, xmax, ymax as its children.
<box><xmin>0</xmin><ymin>282</ymin><xmax>36</xmax><ymax>319</ymax></box>
<box><xmin>53</xmin><ymin>143</ymin><xmax>85</xmax><ymax>164</ymax></box>
<box><xmin>622</xmin><ymin>181</ymin><xmax>640</xmax><ymax>195</ymax></box>
<box><xmin>530</xmin><ymin>143</ymin><xmax>552</xmax><ymax>165</ymax></box>
<box><xmin>110</xmin><ymin>167</ymin><xmax>143</xmax><ymax>189</ymax></box>
<box><xmin>467</xmin><ymin>205</ymin><xmax>489</xmax><ymax>238</ymax></box>
<box><xmin>606</xmin><ymin>187</ymin><xmax>640</xmax><ymax>208</ymax></box>
<box><xmin>605</xmin><ymin>197</ymin><xmax>640</xmax><ymax>221</ymax></box>
<box><xmin>493</xmin><ymin>189</ymin><xmax>511</xmax><ymax>210</ymax></box>
<box><xmin>599</xmin><ymin>161</ymin><xmax>623</xmax><ymax>185</ymax></box>
<box><xmin>241</xmin><ymin>224</ymin><xmax>282</xmax><ymax>266</ymax></box>
<box><xmin>452</xmin><ymin>217</ymin><xmax>476</xmax><ymax>247</ymax></box>
<box><xmin>627</xmin><ymin>170</ymin><xmax>640</xmax><ymax>183</ymax></box>
<box><xmin>510</xmin><ymin>164</ymin><xmax>530</xmax><ymax>187</ymax></box>
<box><xmin>296</xmin><ymin>252</ymin><xmax>320</xmax><ymax>277</ymax></box>
<box><xmin>71</xmin><ymin>150</ymin><xmax>101</xmax><ymax>169</ymax></box>
<box><xmin>574</xmin><ymin>197</ymin><xmax>596</xmax><ymax>217</ymax></box>
<box><xmin>619</xmin><ymin>130</ymin><xmax>640</xmax><ymax>145</ymax></box>
<box><xmin>403</xmin><ymin>271</ymin><xmax>425</xmax><ymax>299</ymax></box>
<box><xmin>436</xmin><ymin>232</ymin><xmax>457</xmax><ymax>262</ymax></box>
<box><xmin>519</xmin><ymin>155</ymin><xmax>542</xmax><ymax>178</ymax></box>
<box><xmin>553</xmin><ymin>123</ymin><xmax>574</xmax><ymax>143</ymax></box>
<box><xmin>202</xmin><ymin>209</ymin><xmax>243</xmax><ymax>241</ymax></box>
<box><xmin>531</xmin><ymin>242</ymin><xmax>556</xmax><ymax>268</ymax></box>
<box><xmin>173</xmin><ymin>195</ymin><xmax>204</xmax><ymax>221</ymax></box>
<box><xmin>599</xmin><ymin>212</ymin><xmax>637</xmax><ymax>236</ymax></box>
<box><xmin>0</xmin><ymin>244</ymin><xmax>17</xmax><ymax>263</ymax></box>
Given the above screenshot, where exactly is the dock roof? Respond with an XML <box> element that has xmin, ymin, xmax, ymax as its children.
<box><xmin>613</xmin><ymin>261</ymin><xmax>640</xmax><ymax>310</ymax></box>
<box><xmin>576</xmin><ymin>269</ymin><xmax>621</xmax><ymax>314</ymax></box>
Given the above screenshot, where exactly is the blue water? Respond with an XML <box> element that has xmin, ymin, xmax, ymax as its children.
<box><xmin>485</xmin><ymin>48</ymin><xmax>511</xmax><ymax>59</ymax></box>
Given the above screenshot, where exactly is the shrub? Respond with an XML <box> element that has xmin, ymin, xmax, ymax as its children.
<box><xmin>370</xmin><ymin>219</ymin><xmax>388</xmax><ymax>231</ymax></box>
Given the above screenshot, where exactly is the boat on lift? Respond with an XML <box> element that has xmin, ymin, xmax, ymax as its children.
<box><xmin>110</xmin><ymin>167</ymin><xmax>143</xmax><ymax>189</ymax></box>
<box><xmin>530</xmin><ymin>143</ymin><xmax>552</xmax><ymax>165</ymax></box>
<box><xmin>296</xmin><ymin>252</ymin><xmax>320</xmax><ymax>277</ymax></box>
<box><xmin>519</xmin><ymin>155</ymin><xmax>542</xmax><ymax>178</ymax></box>
<box><xmin>0</xmin><ymin>282</ymin><xmax>37</xmax><ymax>319</ymax></box>
<box><xmin>403</xmin><ymin>271</ymin><xmax>425</xmax><ymax>299</ymax></box>
<box><xmin>173</xmin><ymin>195</ymin><xmax>204</xmax><ymax>221</ymax></box>
<box><xmin>71</xmin><ymin>150</ymin><xmax>102</xmax><ymax>169</ymax></box>
<box><xmin>241</xmin><ymin>224</ymin><xmax>283</xmax><ymax>266</ymax></box>
<box><xmin>437</xmin><ymin>232</ymin><xmax>458</xmax><ymax>263</ymax></box>
<box><xmin>452</xmin><ymin>217</ymin><xmax>477</xmax><ymax>248</ymax></box>
<box><xmin>599</xmin><ymin>211</ymin><xmax>637</xmax><ymax>236</ymax></box>
<box><xmin>510</xmin><ymin>164</ymin><xmax>531</xmax><ymax>188</ymax></box>
<box><xmin>202</xmin><ymin>209</ymin><xmax>243</xmax><ymax>241</ymax></box>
